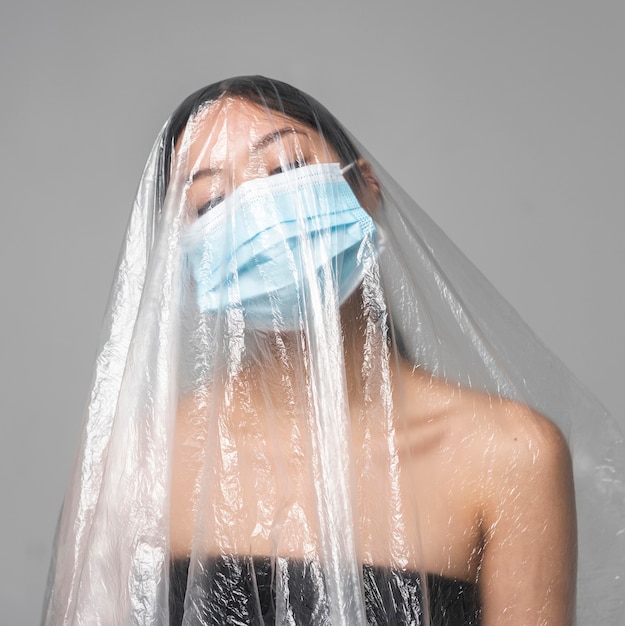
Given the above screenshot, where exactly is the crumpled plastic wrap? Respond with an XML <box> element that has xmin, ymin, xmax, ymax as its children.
<box><xmin>43</xmin><ymin>76</ymin><xmax>625</xmax><ymax>625</ymax></box>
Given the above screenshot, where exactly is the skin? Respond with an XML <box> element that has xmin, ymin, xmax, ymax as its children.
<box><xmin>170</xmin><ymin>97</ymin><xmax>577</xmax><ymax>624</ymax></box>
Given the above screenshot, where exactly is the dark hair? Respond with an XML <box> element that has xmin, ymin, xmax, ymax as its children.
<box><xmin>157</xmin><ymin>75</ymin><xmax>363</xmax><ymax>204</ymax></box>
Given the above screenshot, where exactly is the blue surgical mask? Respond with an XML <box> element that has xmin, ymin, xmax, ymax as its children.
<box><xmin>181</xmin><ymin>162</ymin><xmax>377</xmax><ymax>330</ymax></box>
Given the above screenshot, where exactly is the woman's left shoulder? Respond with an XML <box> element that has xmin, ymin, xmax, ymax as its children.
<box><xmin>402</xmin><ymin>367</ymin><xmax>570</xmax><ymax>458</ymax></box>
<box><xmin>476</xmin><ymin>394</ymin><xmax>570</xmax><ymax>469</ymax></box>
<box><xmin>397</xmin><ymin>366</ymin><xmax>573</xmax><ymax>494</ymax></box>
<box><xmin>460</xmin><ymin>392</ymin><xmax>577</xmax><ymax>624</ymax></box>
<box><xmin>452</xmin><ymin>390</ymin><xmax>575</xmax><ymax>522</ymax></box>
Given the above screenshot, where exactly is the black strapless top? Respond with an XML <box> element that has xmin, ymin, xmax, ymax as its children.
<box><xmin>170</xmin><ymin>556</ymin><xmax>480</xmax><ymax>625</ymax></box>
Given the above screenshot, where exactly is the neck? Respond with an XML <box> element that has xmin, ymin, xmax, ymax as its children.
<box><xmin>230</xmin><ymin>288</ymin><xmax>381</xmax><ymax>410</ymax></box>
<box><xmin>182</xmin><ymin>287</ymin><xmax>393</xmax><ymax>424</ymax></box>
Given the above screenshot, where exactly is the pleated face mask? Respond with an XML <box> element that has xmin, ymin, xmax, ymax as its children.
<box><xmin>181</xmin><ymin>163</ymin><xmax>377</xmax><ymax>330</ymax></box>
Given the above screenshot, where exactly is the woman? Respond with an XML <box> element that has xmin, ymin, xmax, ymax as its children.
<box><xmin>43</xmin><ymin>76</ymin><xmax>624</xmax><ymax>625</ymax></box>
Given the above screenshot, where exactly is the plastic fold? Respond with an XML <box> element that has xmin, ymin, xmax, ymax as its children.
<box><xmin>43</xmin><ymin>76</ymin><xmax>625</xmax><ymax>625</ymax></box>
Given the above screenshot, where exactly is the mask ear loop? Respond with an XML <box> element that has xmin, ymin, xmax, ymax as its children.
<box><xmin>340</xmin><ymin>162</ymin><xmax>357</xmax><ymax>175</ymax></box>
<box><xmin>341</xmin><ymin>160</ymin><xmax>386</xmax><ymax>252</ymax></box>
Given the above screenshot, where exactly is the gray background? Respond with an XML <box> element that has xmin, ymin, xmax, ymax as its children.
<box><xmin>1</xmin><ymin>1</ymin><xmax>623</xmax><ymax>622</ymax></box>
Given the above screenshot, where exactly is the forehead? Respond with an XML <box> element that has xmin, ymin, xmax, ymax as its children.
<box><xmin>181</xmin><ymin>97</ymin><xmax>315</xmax><ymax>167</ymax></box>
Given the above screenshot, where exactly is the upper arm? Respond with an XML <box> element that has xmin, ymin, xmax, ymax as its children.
<box><xmin>478</xmin><ymin>408</ymin><xmax>577</xmax><ymax>625</ymax></box>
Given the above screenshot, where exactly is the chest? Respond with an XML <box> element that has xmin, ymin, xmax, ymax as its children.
<box><xmin>169</xmin><ymin>405</ymin><xmax>484</xmax><ymax>582</ymax></box>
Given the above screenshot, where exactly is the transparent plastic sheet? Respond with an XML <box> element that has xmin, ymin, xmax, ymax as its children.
<box><xmin>42</xmin><ymin>77</ymin><xmax>625</xmax><ymax>625</ymax></box>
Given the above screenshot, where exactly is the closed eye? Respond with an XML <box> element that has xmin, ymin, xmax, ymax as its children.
<box><xmin>197</xmin><ymin>195</ymin><xmax>225</xmax><ymax>217</ymax></box>
<box><xmin>268</xmin><ymin>159</ymin><xmax>306</xmax><ymax>177</ymax></box>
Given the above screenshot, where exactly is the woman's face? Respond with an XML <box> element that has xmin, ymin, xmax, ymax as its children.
<box><xmin>177</xmin><ymin>97</ymin><xmax>343</xmax><ymax>219</ymax></box>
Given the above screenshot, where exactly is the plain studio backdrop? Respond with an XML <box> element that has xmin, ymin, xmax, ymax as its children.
<box><xmin>1</xmin><ymin>1</ymin><xmax>623</xmax><ymax>623</ymax></box>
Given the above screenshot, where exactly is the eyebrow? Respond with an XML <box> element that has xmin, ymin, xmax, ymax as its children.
<box><xmin>251</xmin><ymin>127</ymin><xmax>308</xmax><ymax>152</ymax></box>
<box><xmin>189</xmin><ymin>165</ymin><xmax>221</xmax><ymax>184</ymax></box>
<box><xmin>188</xmin><ymin>127</ymin><xmax>308</xmax><ymax>183</ymax></box>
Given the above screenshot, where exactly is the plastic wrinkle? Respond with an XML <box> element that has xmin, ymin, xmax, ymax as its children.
<box><xmin>43</xmin><ymin>77</ymin><xmax>625</xmax><ymax>625</ymax></box>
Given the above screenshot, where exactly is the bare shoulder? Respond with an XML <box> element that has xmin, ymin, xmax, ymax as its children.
<box><xmin>397</xmin><ymin>364</ymin><xmax>573</xmax><ymax>499</ymax></box>
<box><xmin>448</xmin><ymin>388</ymin><xmax>577</xmax><ymax>622</ymax></box>
<box><xmin>397</xmin><ymin>366</ymin><xmax>577</xmax><ymax>618</ymax></box>
<box><xmin>469</xmin><ymin>391</ymin><xmax>572</xmax><ymax>488</ymax></box>
<box><xmin>473</xmin><ymin>391</ymin><xmax>569</xmax><ymax>460</ymax></box>
<box><xmin>426</xmin><ymin>376</ymin><xmax>576</xmax><ymax>532</ymax></box>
